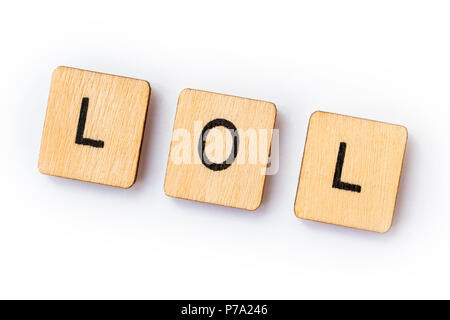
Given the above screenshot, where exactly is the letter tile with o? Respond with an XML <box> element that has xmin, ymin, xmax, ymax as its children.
<box><xmin>164</xmin><ymin>89</ymin><xmax>277</xmax><ymax>210</ymax></box>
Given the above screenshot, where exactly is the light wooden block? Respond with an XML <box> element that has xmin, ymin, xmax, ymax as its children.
<box><xmin>164</xmin><ymin>89</ymin><xmax>277</xmax><ymax>210</ymax></box>
<box><xmin>294</xmin><ymin>111</ymin><xmax>407</xmax><ymax>233</ymax></box>
<box><xmin>38</xmin><ymin>66</ymin><xmax>151</xmax><ymax>188</ymax></box>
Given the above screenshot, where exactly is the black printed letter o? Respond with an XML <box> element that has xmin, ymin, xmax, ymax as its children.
<box><xmin>198</xmin><ymin>118</ymin><xmax>239</xmax><ymax>171</ymax></box>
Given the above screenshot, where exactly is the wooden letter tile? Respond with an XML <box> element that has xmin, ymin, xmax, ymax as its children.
<box><xmin>164</xmin><ymin>89</ymin><xmax>277</xmax><ymax>210</ymax></box>
<box><xmin>294</xmin><ymin>111</ymin><xmax>407</xmax><ymax>233</ymax></box>
<box><xmin>38</xmin><ymin>66</ymin><xmax>151</xmax><ymax>188</ymax></box>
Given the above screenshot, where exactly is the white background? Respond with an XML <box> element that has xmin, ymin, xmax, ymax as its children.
<box><xmin>1</xmin><ymin>0</ymin><xmax>449</xmax><ymax>299</ymax></box>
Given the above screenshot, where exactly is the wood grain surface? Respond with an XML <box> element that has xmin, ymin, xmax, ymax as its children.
<box><xmin>294</xmin><ymin>111</ymin><xmax>407</xmax><ymax>233</ymax></box>
<box><xmin>164</xmin><ymin>89</ymin><xmax>276</xmax><ymax>210</ymax></box>
<box><xmin>38</xmin><ymin>66</ymin><xmax>150</xmax><ymax>188</ymax></box>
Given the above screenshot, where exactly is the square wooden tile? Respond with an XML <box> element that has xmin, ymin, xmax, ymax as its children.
<box><xmin>164</xmin><ymin>89</ymin><xmax>277</xmax><ymax>210</ymax></box>
<box><xmin>294</xmin><ymin>111</ymin><xmax>407</xmax><ymax>233</ymax></box>
<box><xmin>38</xmin><ymin>66</ymin><xmax>151</xmax><ymax>188</ymax></box>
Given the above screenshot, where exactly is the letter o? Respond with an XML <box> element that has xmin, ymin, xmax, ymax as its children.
<box><xmin>198</xmin><ymin>118</ymin><xmax>239</xmax><ymax>171</ymax></box>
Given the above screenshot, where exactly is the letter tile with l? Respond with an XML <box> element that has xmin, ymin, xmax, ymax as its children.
<box><xmin>38</xmin><ymin>66</ymin><xmax>151</xmax><ymax>188</ymax></box>
<box><xmin>294</xmin><ymin>111</ymin><xmax>407</xmax><ymax>233</ymax></box>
